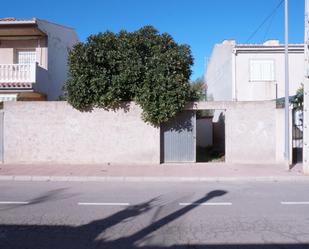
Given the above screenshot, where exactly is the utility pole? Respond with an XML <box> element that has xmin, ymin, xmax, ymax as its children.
<box><xmin>304</xmin><ymin>0</ymin><xmax>309</xmax><ymax>174</ymax></box>
<box><xmin>284</xmin><ymin>0</ymin><xmax>290</xmax><ymax>166</ymax></box>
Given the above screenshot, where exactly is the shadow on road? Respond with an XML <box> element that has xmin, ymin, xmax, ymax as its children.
<box><xmin>0</xmin><ymin>189</ymin><xmax>307</xmax><ymax>249</ymax></box>
<box><xmin>0</xmin><ymin>188</ymin><xmax>79</xmax><ymax>212</ymax></box>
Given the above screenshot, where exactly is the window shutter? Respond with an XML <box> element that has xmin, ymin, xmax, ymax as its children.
<box><xmin>250</xmin><ymin>60</ymin><xmax>275</xmax><ymax>81</ymax></box>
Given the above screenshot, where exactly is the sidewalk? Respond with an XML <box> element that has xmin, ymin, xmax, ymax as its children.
<box><xmin>0</xmin><ymin>162</ymin><xmax>307</xmax><ymax>182</ymax></box>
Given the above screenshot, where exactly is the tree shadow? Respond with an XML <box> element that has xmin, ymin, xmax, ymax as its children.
<box><xmin>161</xmin><ymin>111</ymin><xmax>195</xmax><ymax>133</ymax></box>
<box><xmin>0</xmin><ymin>188</ymin><xmax>79</xmax><ymax>212</ymax></box>
<box><xmin>0</xmin><ymin>190</ymin><xmax>308</xmax><ymax>249</ymax></box>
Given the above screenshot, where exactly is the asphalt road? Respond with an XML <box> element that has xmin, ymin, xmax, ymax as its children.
<box><xmin>0</xmin><ymin>180</ymin><xmax>309</xmax><ymax>249</ymax></box>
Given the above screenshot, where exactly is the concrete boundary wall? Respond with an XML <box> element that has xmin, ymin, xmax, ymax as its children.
<box><xmin>2</xmin><ymin>101</ymin><xmax>283</xmax><ymax>165</ymax></box>
<box><xmin>186</xmin><ymin>101</ymin><xmax>282</xmax><ymax>164</ymax></box>
<box><xmin>3</xmin><ymin>102</ymin><xmax>160</xmax><ymax>164</ymax></box>
<box><xmin>224</xmin><ymin>102</ymin><xmax>278</xmax><ymax>164</ymax></box>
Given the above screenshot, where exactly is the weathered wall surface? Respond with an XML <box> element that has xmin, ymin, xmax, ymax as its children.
<box><xmin>187</xmin><ymin>101</ymin><xmax>280</xmax><ymax>164</ymax></box>
<box><xmin>3</xmin><ymin>101</ymin><xmax>282</xmax><ymax>165</ymax></box>
<box><xmin>224</xmin><ymin>101</ymin><xmax>277</xmax><ymax>164</ymax></box>
<box><xmin>3</xmin><ymin>102</ymin><xmax>160</xmax><ymax>164</ymax></box>
<box><xmin>275</xmin><ymin>108</ymin><xmax>293</xmax><ymax>164</ymax></box>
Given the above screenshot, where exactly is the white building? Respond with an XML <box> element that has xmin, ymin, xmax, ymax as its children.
<box><xmin>0</xmin><ymin>17</ymin><xmax>78</xmax><ymax>101</ymax></box>
<box><xmin>205</xmin><ymin>40</ymin><xmax>304</xmax><ymax>101</ymax></box>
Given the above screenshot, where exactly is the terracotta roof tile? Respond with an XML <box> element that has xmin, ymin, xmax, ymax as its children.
<box><xmin>0</xmin><ymin>17</ymin><xmax>35</xmax><ymax>22</ymax></box>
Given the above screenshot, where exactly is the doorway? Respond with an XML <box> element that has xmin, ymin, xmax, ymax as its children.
<box><xmin>196</xmin><ymin>110</ymin><xmax>225</xmax><ymax>162</ymax></box>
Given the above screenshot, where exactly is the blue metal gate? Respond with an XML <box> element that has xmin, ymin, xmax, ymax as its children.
<box><xmin>160</xmin><ymin>111</ymin><xmax>196</xmax><ymax>163</ymax></box>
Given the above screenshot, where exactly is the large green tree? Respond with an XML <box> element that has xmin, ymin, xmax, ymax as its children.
<box><xmin>64</xmin><ymin>26</ymin><xmax>194</xmax><ymax>125</ymax></box>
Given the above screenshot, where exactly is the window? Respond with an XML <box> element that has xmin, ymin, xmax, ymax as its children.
<box><xmin>250</xmin><ymin>59</ymin><xmax>275</xmax><ymax>81</ymax></box>
<box><xmin>16</xmin><ymin>50</ymin><xmax>36</xmax><ymax>64</ymax></box>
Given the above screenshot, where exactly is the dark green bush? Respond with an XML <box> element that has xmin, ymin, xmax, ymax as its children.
<box><xmin>64</xmin><ymin>26</ymin><xmax>194</xmax><ymax>125</ymax></box>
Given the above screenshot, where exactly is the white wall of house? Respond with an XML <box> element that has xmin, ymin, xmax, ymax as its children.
<box><xmin>0</xmin><ymin>39</ymin><xmax>48</xmax><ymax>67</ymax></box>
<box><xmin>205</xmin><ymin>41</ymin><xmax>234</xmax><ymax>101</ymax></box>
<box><xmin>0</xmin><ymin>19</ymin><xmax>78</xmax><ymax>100</ymax></box>
<box><xmin>206</xmin><ymin>41</ymin><xmax>304</xmax><ymax>102</ymax></box>
<box><xmin>0</xmin><ymin>48</ymin><xmax>13</xmax><ymax>64</ymax></box>
<box><xmin>235</xmin><ymin>51</ymin><xmax>304</xmax><ymax>101</ymax></box>
<box><xmin>35</xmin><ymin>19</ymin><xmax>79</xmax><ymax>100</ymax></box>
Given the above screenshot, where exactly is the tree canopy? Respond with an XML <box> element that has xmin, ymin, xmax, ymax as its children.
<box><xmin>64</xmin><ymin>26</ymin><xmax>194</xmax><ymax>125</ymax></box>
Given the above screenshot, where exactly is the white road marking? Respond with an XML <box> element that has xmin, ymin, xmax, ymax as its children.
<box><xmin>0</xmin><ymin>201</ymin><xmax>29</xmax><ymax>205</ymax></box>
<box><xmin>179</xmin><ymin>202</ymin><xmax>232</xmax><ymax>206</ymax></box>
<box><xmin>281</xmin><ymin>201</ymin><xmax>309</xmax><ymax>205</ymax></box>
<box><xmin>78</xmin><ymin>202</ymin><xmax>130</xmax><ymax>206</ymax></box>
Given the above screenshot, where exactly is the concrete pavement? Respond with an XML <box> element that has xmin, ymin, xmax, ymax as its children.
<box><xmin>0</xmin><ymin>181</ymin><xmax>309</xmax><ymax>248</ymax></box>
<box><xmin>0</xmin><ymin>163</ymin><xmax>307</xmax><ymax>182</ymax></box>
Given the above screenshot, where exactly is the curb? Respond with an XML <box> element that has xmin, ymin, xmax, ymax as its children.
<box><xmin>0</xmin><ymin>175</ymin><xmax>308</xmax><ymax>182</ymax></box>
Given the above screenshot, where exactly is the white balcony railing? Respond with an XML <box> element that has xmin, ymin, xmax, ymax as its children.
<box><xmin>0</xmin><ymin>63</ymin><xmax>36</xmax><ymax>83</ymax></box>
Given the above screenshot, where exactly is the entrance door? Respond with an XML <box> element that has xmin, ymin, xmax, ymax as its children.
<box><xmin>161</xmin><ymin>111</ymin><xmax>196</xmax><ymax>163</ymax></box>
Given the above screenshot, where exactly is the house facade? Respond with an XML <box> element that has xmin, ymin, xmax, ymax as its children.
<box><xmin>205</xmin><ymin>40</ymin><xmax>304</xmax><ymax>101</ymax></box>
<box><xmin>0</xmin><ymin>18</ymin><xmax>78</xmax><ymax>101</ymax></box>
<box><xmin>205</xmin><ymin>40</ymin><xmax>305</xmax><ymax>165</ymax></box>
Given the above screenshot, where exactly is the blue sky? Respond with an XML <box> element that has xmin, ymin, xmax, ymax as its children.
<box><xmin>2</xmin><ymin>0</ymin><xmax>305</xmax><ymax>80</ymax></box>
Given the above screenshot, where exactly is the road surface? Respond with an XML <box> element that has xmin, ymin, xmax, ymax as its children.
<box><xmin>0</xmin><ymin>180</ymin><xmax>308</xmax><ymax>248</ymax></box>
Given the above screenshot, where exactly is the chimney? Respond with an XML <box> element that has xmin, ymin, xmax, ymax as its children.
<box><xmin>263</xmin><ymin>39</ymin><xmax>280</xmax><ymax>46</ymax></box>
<box><xmin>222</xmin><ymin>39</ymin><xmax>236</xmax><ymax>45</ymax></box>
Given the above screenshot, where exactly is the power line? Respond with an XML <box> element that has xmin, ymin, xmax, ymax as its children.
<box><xmin>263</xmin><ymin>7</ymin><xmax>277</xmax><ymax>41</ymax></box>
<box><xmin>246</xmin><ymin>0</ymin><xmax>284</xmax><ymax>43</ymax></box>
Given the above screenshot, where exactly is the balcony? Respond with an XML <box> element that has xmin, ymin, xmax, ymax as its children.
<box><xmin>0</xmin><ymin>63</ymin><xmax>36</xmax><ymax>88</ymax></box>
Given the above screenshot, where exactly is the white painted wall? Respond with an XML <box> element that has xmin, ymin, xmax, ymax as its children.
<box><xmin>206</xmin><ymin>41</ymin><xmax>304</xmax><ymax>102</ymax></box>
<box><xmin>0</xmin><ymin>39</ymin><xmax>47</xmax><ymax>66</ymax></box>
<box><xmin>0</xmin><ymin>48</ymin><xmax>13</xmax><ymax>64</ymax></box>
<box><xmin>235</xmin><ymin>52</ymin><xmax>304</xmax><ymax>101</ymax></box>
<box><xmin>36</xmin><ymin>19</ymin><xmax>79</xmax><ymax>100</ymax></box>
<box><xmin>205</xmin><ymin>42</ymin><xmax>234</xmax><ymax>101</ymax></box>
